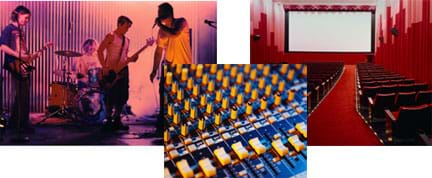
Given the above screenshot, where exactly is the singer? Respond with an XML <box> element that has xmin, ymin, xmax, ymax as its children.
<box><xmin>150</xmin><ymin>2</ymin><xmax>192</xmax><ymax>82</ymax></box>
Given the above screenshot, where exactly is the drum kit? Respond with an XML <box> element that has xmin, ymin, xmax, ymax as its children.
<box><xmin>38</xmin><ymin>50</ymin><xmax>105</xmax><ymax>124</ymax></box>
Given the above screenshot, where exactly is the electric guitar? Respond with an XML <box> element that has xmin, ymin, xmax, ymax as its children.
<box><xmin>8</xmin><ymin>42</ymin><xmax>54</xmax><ymax>78</ymax></box>
<box><xmin>98</xmin><ymin>38</ymin><xmax>154</xmax><ymax>90</ymax></box>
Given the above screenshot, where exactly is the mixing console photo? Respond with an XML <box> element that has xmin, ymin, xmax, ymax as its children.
<box><xmin>163</xmin><ymin>64</ymin><xmax>307</xmax><ymax>178</ymax></box>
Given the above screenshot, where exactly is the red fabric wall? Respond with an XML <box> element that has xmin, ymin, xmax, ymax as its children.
<box><xmin>375</xmin><ymin>0</ymin><xmax>432</xmax><ymax>86</ymax></box>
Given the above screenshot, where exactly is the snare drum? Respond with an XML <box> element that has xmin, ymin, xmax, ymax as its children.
<box><xmin>78</xmin><ymin>89</ymin><xmax>106</xmax><ymax>123</ymax></box>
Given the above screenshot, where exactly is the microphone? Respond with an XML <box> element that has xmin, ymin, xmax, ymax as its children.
<box><xmin>152</xmin><ymin>18</ymin><xmax>159</xmax><ymax>29</ymax></box>
<box><xmin>204</xmin><ymin>19</ymin><xmax>216</xmax><ymax>25</ymax></box>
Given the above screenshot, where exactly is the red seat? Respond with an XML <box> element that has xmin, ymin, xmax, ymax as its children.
<box><xmin>369</xmin><ymin>93</ymin><xmax>396</xmax><ymax>122</ymax></box>
<box><xmin>386</xmin><ymin>105</ymin><xmax>432</xmax><ymax>144</ymax></box>
<box><xmin>395</xmin><ymin>92</ymin><xmax>417</xmax><ymax>108</ymax></box>
<box><xmin>416</xmin><ymin>90</ymin><xmax>432</xmax><ymax>105</ymax></box>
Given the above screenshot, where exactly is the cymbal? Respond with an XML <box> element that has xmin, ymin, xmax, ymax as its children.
<box><xmin>53</xmin><ymin>70</ymin><xmax>78</xmax><ymax>78</ymax></box>
<box><xmin>55</xmin><ymin>50</ymin><xmax>82</xmax><ymax>57</ymax></box>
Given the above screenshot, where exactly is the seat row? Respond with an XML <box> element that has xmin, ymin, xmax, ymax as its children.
<box><xmin>307</xmin><ymin>62</ymin><xmax>344</xmax><ymax>112</ymax></box>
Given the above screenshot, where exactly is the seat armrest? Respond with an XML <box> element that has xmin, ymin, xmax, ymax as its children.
<box><xmin>384</xmin><ymin>109</ymin><xmax>397</xmax><ymax>122</ymax></box>
<box><xmin>368</xmin><ymin>97</ymin><xmax>374</xmax><ymax>106</ymax></box>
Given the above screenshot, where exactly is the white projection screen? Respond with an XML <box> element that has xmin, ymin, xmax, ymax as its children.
<box><xmin>287</xmin><ymin>11</ymin><xmax>373</xmax><ymax>52</ymax></box>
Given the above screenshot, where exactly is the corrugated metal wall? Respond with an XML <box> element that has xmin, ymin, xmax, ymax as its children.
<box><xmin>0</xmin><ymin>1</ymin><xmax>110</xmax><ymax>112</ymax></box>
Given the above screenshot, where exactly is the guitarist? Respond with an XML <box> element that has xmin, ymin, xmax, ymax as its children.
<box><xmin>97</xmin><ymin>16</ymin><xmax>154</xmax><ymax>131</ymax></box>
<box><xmin>0</xmin><ymin>6</ymin><xmax>41</xmax><ymax>139</ymax></box>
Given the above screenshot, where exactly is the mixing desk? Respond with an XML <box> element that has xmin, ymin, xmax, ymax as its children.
<box><xmin>163</xmin><ymin>64</ymin><xmax>307</xmax><ymax>178</ymax></box>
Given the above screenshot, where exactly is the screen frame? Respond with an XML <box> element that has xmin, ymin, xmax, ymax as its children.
<box><xmin>284</xmin><ymin>9</ymin><xmax>375</xmax><ymax>54</ymax></box>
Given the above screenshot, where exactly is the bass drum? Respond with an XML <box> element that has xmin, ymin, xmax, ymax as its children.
<box><xmin>78</xmin><ymin>89</ymin><xmax>106</xmax><ymax>124</ymax></box>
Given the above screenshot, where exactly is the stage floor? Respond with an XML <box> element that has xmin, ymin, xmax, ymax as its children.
<box><xmin>0</xmin><ymin>113</ymin><xmax>161</xmax><ymax>146</ymax></box>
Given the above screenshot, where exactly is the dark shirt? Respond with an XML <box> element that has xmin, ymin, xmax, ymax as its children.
<box><xmin>0</xmin><ymin>24</ymin><xmax>24</xmax><ymax>71</ymax></box>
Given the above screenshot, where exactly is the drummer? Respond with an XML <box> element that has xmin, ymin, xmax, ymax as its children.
<box><xmin>74</xmin><ymin>39</ymin><xmax>102</xmax><ymax>88</ymax></box>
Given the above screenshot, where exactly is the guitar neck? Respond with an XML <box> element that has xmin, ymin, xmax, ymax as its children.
<box><xmin>112</xmin><ymin>44</ymin><xmax>149</xmax><ymax>73</ymax></box>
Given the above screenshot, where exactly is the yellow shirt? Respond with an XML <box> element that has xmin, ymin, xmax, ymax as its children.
<box><xmin>157</xmin><ymin>18</ymin><xmax>192</xmax><ymax>64</ymax></box>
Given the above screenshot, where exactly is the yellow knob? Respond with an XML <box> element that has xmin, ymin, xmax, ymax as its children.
<box><xmin>210</xmin><ymin>64</ymin><xmax>218</xmax><ymax>74</ymax></box>
<box><xmin>263</xmin><ymin>65</ymin><xmax>270</xmax><ymax>76</ymax></box>
<box><xmin>230</xmin><ymin>106</ymin><xmax>238</xmax><ymax>120</ymax></box>
<box><xmin>193</xmin><ymin>84</ymin><xmax>199</xmax><ymax>97</ymax></box>
<box><xmin>181</xmin><ymin>68</ymin><xmax>188</xmax><ymax>81</ymax></box>
<box><xmin>271</xmin><ymin>73</ymin><xmax>278</xmax><ymax>85</ymax></box>
<box><xmin>230</xmin><ymin>66</ymin><xmax>237</xmax><ymax>78</ymax></box>
<box><xmin>200</xmin><ymin>95</ymin><xmax>207</xmax><ymax>107</ymax></box>
<box><xmin>257</xmin><ymin>64</ymin><xmax>264</xmax><ymax>70</ymax></box>
<box><xmin>250</xmin><ymin>69</ymin><xmax>257</xmax><ymax>80</ymax></box>
<box><xmin>295</xmin><ymin>64</ymin><xmax>302</xmax><ymax>70</ymax></box>
<box><xmin>173</xmin><ymin>111</ymin><xmax>180</xmax><ymax>124</ymax></box>
<box><xmin>196</xmin><ymin>64</ymin><xmax>203</xmax><ymax>78</ymax></box>
<box><xmin>230</xmin><ymin>86</ymin><xmax>237</xmax><ymax>98</ymax></box>
<box><xmin>246</xmin><ymin>102</ymin><xmax>253</xmax><ymax>115</ymax></box>
<box><xmin>224</xmin><ymin>64</ymin><xmax>231</xmax><ymax>71</ymax></box>
<box><xmin>163</xmin><ymin>65</ymin><xmax>168</xmax><ymax>78</ymax></box>
<box><xmin>202</xmin><ymin>74</ymin><xmax>209</xmax><ymax>86</ymax></box>
<box><xmin>222</xmin><ymin>77</ymin><xmax>229</xmax><ymax>88</ymax></box>
<box><xmin>206</xmin><ymin>103</ymin><xmax>213</xmax><ymax>114</ymax></box>
<box><xmin>236</xmin><ymin>73</ymin><xmax>243</xmax><ymax>85</ymax></box>
<box><xmin>278</xmin><ymin>80</ymin><xmax>285</xmax><ymax>92</ymax></box>
<box><xmin>274</xmin><ymin>92</ymin><xmax>281</xmax><ymax>106</ymax></box>
<box><xmin>166</xmin><ymin>72</ymin><xmax>173</xmax><ymax>85</ymax></box>
<box><xmin>251</xmin><ymin>89</ymin><xmax>258</xmax><ymax>101</ymax></box>
<box><xmin>216</xmin><ymin>70</ymin><xmax>223</xmax><ymax>82</ymax></box>
<box><xmin>215</xmin><ymin>112</ymin><xmax>222</xmax><ymax>125</ymax></box>
<box><xmin>260</xmin><ymin>97</ymin><xmax>267</xmax><ymax>110</ymax></box>
<box><xmin>302</xmin><ymin>65</ymin><xmax>307</xmax><ymax>77</ymax></box>
<box><xmin>198</xmin><ymin>117</ymin><xmax>205</xmax><ymax>130</ymax></box>
<box><xmin>243</xmin><ymin>65</ymin><xmax>251</xmax><ymax>74</ymax></box>
<box><xmin>190</xmin><ymin>107</ymin><xmax>197</xmax><ymax>119</ymax></box>
<box><xmin>280</xmin><ymin>64</ymin><xmax>288</xmax><ymax>75</ymax></box>
<box><xmin>184</xmin><ymin>99</ymin><xmax>190</xmax><ymax>111</ymax></box>
<box><xmin>215</xmin><ymin>90</ymin><xmax>222</xmax><ymax>102</ymax></box>
<box><xmin>265</xmin><ymin>85</ymin><xmax>272</xmax><ymax>96</ymax></box>
<box><xmin>164</xmin><ymin>130</ymin><xmax>170</xmax><ymax>142</ymax></box>
<box><xmin>175</xmin><ymin>64</ymin><xmax>183</xmax><ymax>75</ymax></box>
<box><xmin>288</xmin><ymin>69</ymin><xmax>295</xmax><ymax>81</ymax></box>
<box><xmin>176</xmin><ymin>89</ymin><xmax>183</xmax><ymax>101</ymax></box>
<box><xmin>288</xmin><ymin>89</ymin><xmax>295</xmax><ymax>102</ymax></box>
<box><xmin>187</xmin><ymin>78</ymin><xmax>193</xmax><ymax>90</ymax></box>
<box><xmin>171</xmin><ymin>82</ymin><xmax>177</xmax><ymax>94</ymax></box>
<box><xmin>181</xmin><ymin>123</ymin><xmax>188</xmax><ymax>136</ymax></box>
<box><xmin>258</xmin><ymin>78</ymin><xmax>265</xmax><ymax>89</ymax></box>
<box><xmin>244</xmin><ymin>82</ymin><xmax>252</xmax><ymax>94</ymax></box>
<box><xmin>167</xmin><ymin>104</ymin><xmax>173</xmax><ymax>116</ymax></box>
<box><xmin>208</xmin><ymin>80</ymin><xmax>215</xmax><ymax>92</ymax></box>
<box><xmin>236</xmin><ymin>94</ymin><xmax>243</xmax><ymax>105</ymax></box>
<box><xmin>222</xmin><ymin>97</ymin><xmax>229</xmax><ymax>110</ymax></box>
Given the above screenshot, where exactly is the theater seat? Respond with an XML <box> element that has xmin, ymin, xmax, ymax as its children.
<box><xmin>413</xmin><ymin>83</ymin><xmax>429</xmax><ymax>92</ymax></box>
<box><xmin>398</xmin><ymin>84</ymin><xmax>414</xmax><ymax>92</ymax></box>
<box><xmin>369</xmin><ymin>93</ymin><xmax>396</xmax><ymax>123</ymax></box>
<box><xmin>416</xmin><ymin>90</ymin><xmax>432</xmax><ymax>105</ymax></box>
<box><xmin>395</xmin><ymin>92</ymin><xmax>417</xmax><ymax>108</ymax></box>
<box><xmin>385</xmin><ymin>105</ymin><xmax>432</xmax><ymax>144</ymax></box>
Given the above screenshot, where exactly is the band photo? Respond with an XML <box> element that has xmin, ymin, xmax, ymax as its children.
<box><xmin>0</xmin><ymin>1</ymin><xmax>217</xmax><ymax>145</ymax></box>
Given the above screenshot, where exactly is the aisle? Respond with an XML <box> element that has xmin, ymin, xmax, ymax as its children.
<box><xmin>308</xmin><ymin>65</ymin><xmax>382</xmax><ymax>146</ymax></box>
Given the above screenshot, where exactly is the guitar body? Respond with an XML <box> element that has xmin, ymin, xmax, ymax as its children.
<box><xmin>98</xmin><ymin>67</ymin><xmax>128</xmax><ymax>90</ymax></box>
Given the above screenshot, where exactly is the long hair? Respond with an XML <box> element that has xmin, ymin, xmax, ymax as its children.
<box><xmin>11</xmin><ymin>5</ymin><xmax>31</xmax><ymax>22</ymax></box>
